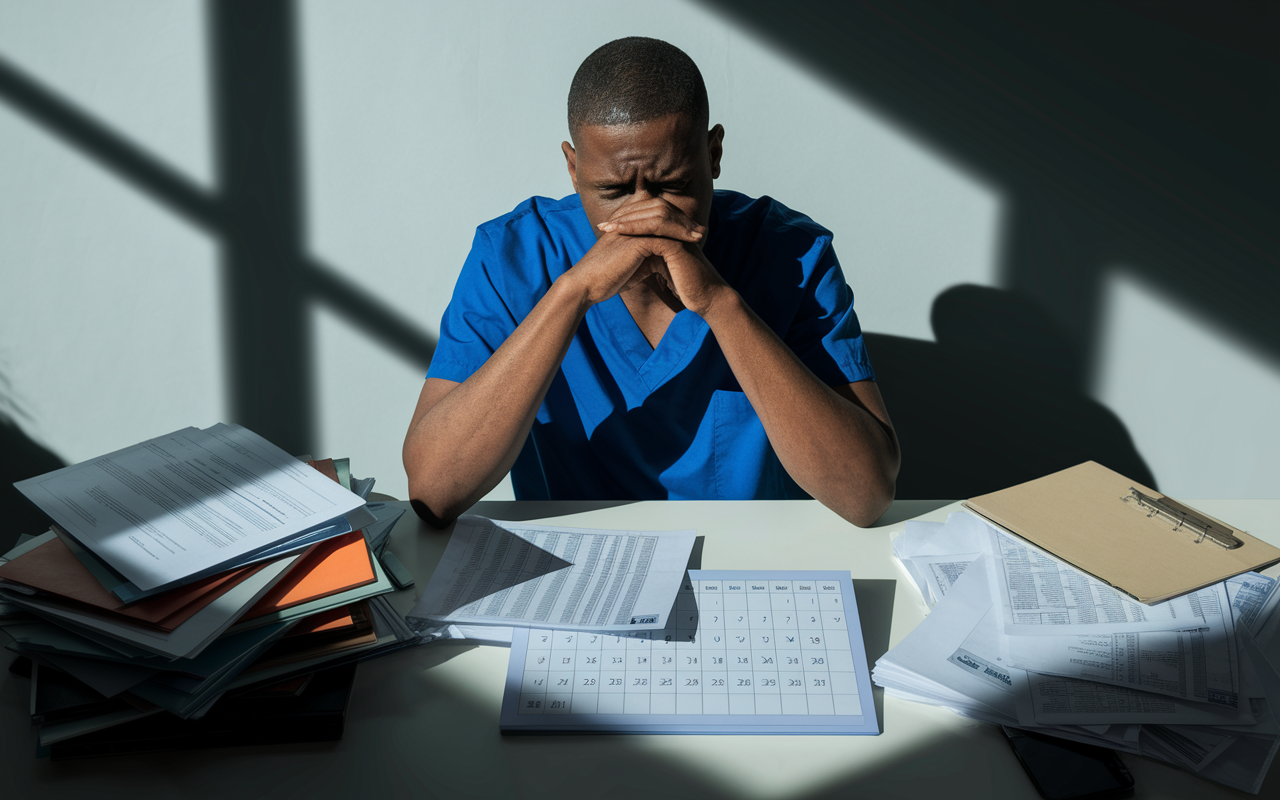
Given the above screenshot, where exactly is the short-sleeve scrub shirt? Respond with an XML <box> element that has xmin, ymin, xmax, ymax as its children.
<box><xmin>427</xmin><ymin>190</ymin><xmax>876</xmax><ymax>500</ymax></box>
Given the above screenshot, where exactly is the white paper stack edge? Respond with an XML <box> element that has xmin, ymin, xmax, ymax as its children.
<box><xmin>875</xmin><ymin>512</ymin><xmax>1280</xmax><ymax>794</ymax></box>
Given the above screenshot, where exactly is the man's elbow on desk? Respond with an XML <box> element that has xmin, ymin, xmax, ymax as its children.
<box><xmin>402</xmin><ymin>439</ymin><xmax>477</xmax><ymax>529</ymax></box>
<box><xmin>812</xmin><ymin>436</ymin><xmax>900</xmax><ymax>529</ymax></box>
<box><xmin>846</xmin><ymin>477</ymin><xmax>898</xmax><ymax>529</ymax></box>
<box><xmin>404</xmin><ymin>474</ymin><xmax>471</xmax><ymax>530</ymax></box>
<box><xmin>810</xmin><ymin>464</ymin><xmax>896</xmax><ymax>529</ymax></box>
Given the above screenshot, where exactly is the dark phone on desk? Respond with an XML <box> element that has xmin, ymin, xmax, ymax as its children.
<box><xmin>1003</xmin><ymin>727</ymin><xmax>1134</xmax><ymax>800</ymax></box>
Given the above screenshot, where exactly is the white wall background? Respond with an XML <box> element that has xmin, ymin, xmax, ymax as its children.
<box><xmin>1</xmin><ymin>0</ymin><xmax>1275</xmax><ymax>501</ymax></box>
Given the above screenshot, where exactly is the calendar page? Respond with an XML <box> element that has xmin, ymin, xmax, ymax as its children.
<box><xmin>499</xmin><ymin>571</ymin><xmax>880</xmax><ymax>734</ymax></box>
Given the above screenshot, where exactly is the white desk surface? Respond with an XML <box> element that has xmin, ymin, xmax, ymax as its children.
<box><xmin>4</xmin><ymin>498</ymin><xmax>1279</xmax><ymax>799</ymax></box>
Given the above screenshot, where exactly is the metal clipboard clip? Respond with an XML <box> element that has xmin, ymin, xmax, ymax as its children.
<box><xmin>1122</xmin><ymin>487</ymin><xmax>1244</xmax><ymax>549</ymax></box>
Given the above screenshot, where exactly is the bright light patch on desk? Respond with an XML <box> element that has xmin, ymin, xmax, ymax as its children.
<box><xmin>622</xmin><ymin>698</ymin><xmax>986</xmax><ymax>798</ymax></box>
<box><xmin>1095</xmin><ymin>269</ymin><xmax>1280</xmax><ymax>498</ymax></box>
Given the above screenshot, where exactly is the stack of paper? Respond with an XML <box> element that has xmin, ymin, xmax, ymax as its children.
<box><xmin>0</xmin><ymin>424</ymin><xmax>417</xmax><ymax>757</ymax></box>
<box><xmin>875</xmin><ymin>512</ymin><xmax>1280</xmax><ymax>794</ymax></box>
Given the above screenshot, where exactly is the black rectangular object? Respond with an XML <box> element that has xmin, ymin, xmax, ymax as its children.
<box><xmin>48</xmin><ymin>662</ymin><xmax>357</xmax><ymax>758</ymax></box>
<box><xmin>1004</xmin><ymin>726</ymin><xmax>1134</xmax><ymax>800</ymax></box>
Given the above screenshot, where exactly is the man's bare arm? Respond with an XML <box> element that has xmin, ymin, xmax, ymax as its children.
<box><xmin>402</xmin><ymin>219</ymin><xmax>704</xmax><ymax>526</ymax></box>
<box><xmin>605</xmin><ymin>202</ymin><xmax>900</xmax><ymax>526</ymax></box>
<box><xmin>701</xmin><ymin>291</ymin><xmax>899</xmax><ymax>527</ymax></box>
<box><xmin>402</xmin><ymin>280</ymin><xmax>585</xmax><ymax>525</ymax></box>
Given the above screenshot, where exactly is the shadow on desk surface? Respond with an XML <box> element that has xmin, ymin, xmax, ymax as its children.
<box><xmin>853</xmin><ymin>578</ymin><xmax>895</xmax><ymax>734</ymax></box>
<box><xmin>348</xmin><ymin>641</ymin><xmax>1266</xmax><ymax>800</ymax></box>
<box><xmin>8</xmin><ymin>625</ymin><xmax>1273</xmax><ymax>800</ymax></box>
<box><xmin>467</xmin><ymin>500</ymin><xmax>639</xmax><ymax>522</ymax></box>
<box><xmin>469</xmin><ymin>500</ymin><xmax>952</xmax><ymax>530</ymax></box>
<box><xmin>7</xmin><ymin>504</ymin><xmax>1275</xmax><ymax>798</ymax></box>
<box><xmin>873</xmin><ymin>500</ymin><xmax>956</xmax><ymax>528</ymax></box>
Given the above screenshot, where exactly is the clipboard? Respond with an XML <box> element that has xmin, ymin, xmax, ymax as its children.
<box><xmin>963</xmin><ymin>461</ymin><xmax>1280</xmax><ymax>604</ymax></box>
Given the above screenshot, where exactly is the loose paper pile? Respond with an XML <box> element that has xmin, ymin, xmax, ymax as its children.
<box><xmin>875</xmin><ymin>512</ymin><xmax>1280</xmax><ymax>794</ymax></box>
<box><xmin>1</xmin><ymin>425</ymin><xmax>703</xmax><ymax>756</ymax></box>
<box><xmin>0</xmin><ymin>424</ymin><xmax>415</xmax><ymax>757</ymax></box>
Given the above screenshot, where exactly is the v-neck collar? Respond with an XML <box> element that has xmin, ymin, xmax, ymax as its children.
<box><xmin>589</xmin><ymin>297</ymin><xmax>707</xmax><ymax>391</ymax></box>
<box><xmin>560</xmin><ymin>193</ymin><xmax>717</xmax><ymax>393</ymax></box>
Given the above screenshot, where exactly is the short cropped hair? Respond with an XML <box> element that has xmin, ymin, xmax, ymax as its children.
<box><xmin>568</xmin><ymin>37</ymin><xmax>709</xmax><ymax>139</ymax></box>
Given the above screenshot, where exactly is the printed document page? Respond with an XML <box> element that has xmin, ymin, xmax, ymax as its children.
<box><xmin>920</xmin><ymin>554</ymin><xmax>982</xmax><ymax>605</ymax></box>
<box><xmin>407</xmin><ymin>517</ymin><xmax>695</xmax><ymax>632</ymax></box>
<box><xmin>875</xmin><ymin>556</ymin><xmax>1019</xmax><ymax>723</ymax></box>
<box><xmin>992</xmin><ymin>529</ymin><xmax>1237</xmax><ymax>635</ymax></box>
<box><xmin>891</xmin><ymin>515</ymin><xmax>990</xmax><ymax>608</ymax></box>
<box><xmin>1016</xmin><ymin>670</ymin><xmax>1254</xmax><ymax>726</ymax></box>
<box><xmin>15</xmin><ymin>425</ymin><xmax>365</xmax><ymax>591</ymax></box>
<box><xmin>942</xmin><ymin>582</ymin><xmax>1253</xmax><ymax>726</ymax></box>
<box><xmin>1005</xmin><ymin>614</ymin><xmax>1242</xmax><ymax>708</ymax></box>
<box><xmin>1234</xmin><ymin>574</ymin><xmax>1280</xmax><ymax>639</ymax></box>
<box><xmin>990</xmin><ymin>529</ymin><xmax>1244</xmax><ymax>705</ymax></box>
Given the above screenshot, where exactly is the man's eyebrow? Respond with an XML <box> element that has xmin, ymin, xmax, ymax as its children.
<box><xmin>590</xmin><ymin>169</ymin><xmax>693</xmax><ymax>189</ymax></box>
<box><xmin>652</xmin><ymin>165</ymin><xmax>694</xmax><ymax>182</ymax></box>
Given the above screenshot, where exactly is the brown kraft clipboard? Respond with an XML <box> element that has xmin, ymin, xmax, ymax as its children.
<box><xmin>963</xmin><ymin>461</ymin><xmax>1280</xmax><ymax>604</ymax></box>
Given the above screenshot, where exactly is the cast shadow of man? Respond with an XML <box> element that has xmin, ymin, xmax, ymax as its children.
<box><xmin>0</xmin><ymin>414</ymin><xmax>64</xmax><ymax>552</ymax></box>
<box><xmin>868</xmin><ymin>284</ymin><xmax>1155</xmax><ymax>500</ymax></box>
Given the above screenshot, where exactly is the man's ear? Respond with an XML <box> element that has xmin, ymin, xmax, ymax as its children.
<box><xmin>708</xmin><ymin>124</ymin><xmax>724</xmax><ymax>180</ymax></box>
<box><xmin>561</xmin><ymin>141</ymin><xmax>579</xmax><ymax>193</ymax></box>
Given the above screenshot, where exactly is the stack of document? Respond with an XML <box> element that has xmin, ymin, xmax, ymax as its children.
<box><xmin>875</xmin><ymin>512</ymin><xmax>1280</xmax><ymax>794</ymax></box>
<box><xmin>0</xmin><ymin>424</ymin><xmax>416</xmax><ymax>757</ymax></box>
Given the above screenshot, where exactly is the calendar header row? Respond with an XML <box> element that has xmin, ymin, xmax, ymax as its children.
<box><xmin>691</xmin><ymin>580</ymin><xmax>842</xmax><ymax>594</ymax></box>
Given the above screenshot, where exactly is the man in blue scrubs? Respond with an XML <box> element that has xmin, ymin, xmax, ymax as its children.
<box><xmin>404</xmin><ymin>38</ymin><xmax>899</xmax><ymax>527</ymax></box>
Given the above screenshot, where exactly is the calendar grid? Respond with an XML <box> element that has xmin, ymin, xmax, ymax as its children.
<box><xmin>500</xmin><ymin>571</ymin><xmax>880</xmax><ymax>734</ymax></box>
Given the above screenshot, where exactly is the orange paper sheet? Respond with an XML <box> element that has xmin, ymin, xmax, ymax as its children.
<box><xmin>287</xmin><ymin>604</ymin><xmax>358</xmax><ymax>637</ymax></box>
<box><xmin>309</xmin><ymin>458</ymin><xmax>340</xmax><ymax>485</ymax></box>
<box><xmin>243</xmin><ymin>530</ymin><xmax>375</xmax><ymax>618</ymax></box>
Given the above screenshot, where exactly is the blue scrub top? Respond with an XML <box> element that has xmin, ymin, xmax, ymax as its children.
<box><xmin>426</xmin><ymin>190</ymin><xmax>876</xmax><ymax>501</ymax></box>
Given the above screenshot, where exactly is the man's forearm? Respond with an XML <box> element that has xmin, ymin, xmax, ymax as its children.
<box><xmin>404</xmin><ymin>208</ymin><xmax>702</xmax><ymax>525</ymax></box>
<box><xmin>403</xmin><ymin>278</ymin><xmax>589</xmax><ymax>524</ymax></box>
<box><xmin>700</xmin><ymin>288</ymin><xmax>900</xmax><ymax>527</ymax></box>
